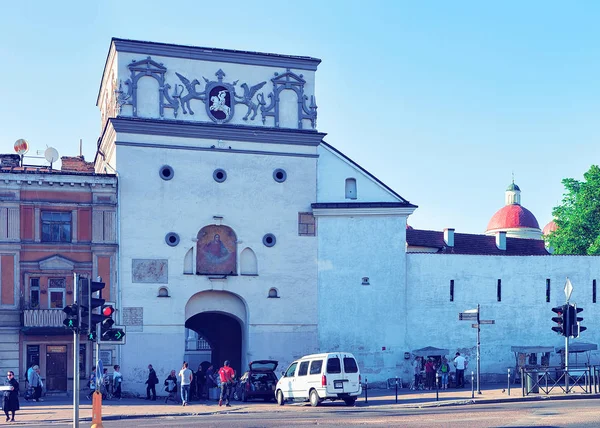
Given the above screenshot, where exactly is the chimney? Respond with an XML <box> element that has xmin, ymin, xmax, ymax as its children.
<box><xmin>60</xmin><ymin>156</ymin><xmax>95</xmax><ymax>173</ymax></box>
<box><xmin>496</xmin><ymin>231</ymin><xmax>507</xmax><ymax>250</ymax></box>
<box><xmin>443</xmin><ymin>228</ymin><xmax>455</xmax><ymax>247</ymax></box>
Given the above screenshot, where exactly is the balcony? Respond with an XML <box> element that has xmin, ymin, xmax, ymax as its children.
<box><xmin>22</xmin><ymin>309</ymin><xmax>69</xmax><ymax>335</ymax></box>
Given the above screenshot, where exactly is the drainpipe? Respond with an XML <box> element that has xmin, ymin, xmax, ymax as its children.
<box><xmin>104</xmin><ymin>163</ymin><xmax>121</xmax><ymax>365</ymax></box>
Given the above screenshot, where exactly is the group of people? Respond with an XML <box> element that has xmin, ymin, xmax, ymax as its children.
<box><xmin>145</xmin><ymin>360</ymin><xmax>235</xmax><ymax>407</ymax></box>
<box><xmin>413</xmin><ymin>352</ymin><xmax>468</xmax><ymax>390</ymax></box>
<box><xmin>87</xmin><ymin>364</ymin><xmax>123</xmax><ymax>400</ymax></box>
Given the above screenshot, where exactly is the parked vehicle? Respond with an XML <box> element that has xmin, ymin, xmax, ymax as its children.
<box><xmin>275</xmin><ymin>352</ymin><xmax>361</xmax><ymax>407</ymax></box>
<box><xmin>234</xmin><ymin>360</ymin><xmax>278</xmax><ymax>402</ymax></box>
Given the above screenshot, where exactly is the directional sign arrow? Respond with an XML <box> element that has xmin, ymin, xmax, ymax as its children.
<box><xmin>479</xmin><ymin>320</ymin><xmax>495</xmax><ymax>325</ymax></box>
<box><xmin>115</xmin><ymin>331</ymin><xmax>122</xmax><ymax>340</ymax></box>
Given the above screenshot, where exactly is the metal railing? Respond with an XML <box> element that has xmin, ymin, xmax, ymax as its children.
<box><xmin>22</xmin><ymin>309</ymin><xmax>66</xmax><ymax>328</ymax></box>
<box><xmin>521</xmin><ymin>366</ymin><xmax>592</xmax><ymax>396</ymax></box>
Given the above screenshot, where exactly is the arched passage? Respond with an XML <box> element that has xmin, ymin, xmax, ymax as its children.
<box><xmin>184</xmin><ymin>291</ymin><xmax>247</xmax><ymax>375</ymax></box>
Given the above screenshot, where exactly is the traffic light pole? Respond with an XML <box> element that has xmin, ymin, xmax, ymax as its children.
<box><xmin>73</xmin><ymin>273</ymin><xmax>80</xmax><ymax>428</ymax></box>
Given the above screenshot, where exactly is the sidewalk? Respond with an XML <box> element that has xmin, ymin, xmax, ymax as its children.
<box><xmin>10</xmin><ymin>384</ymin><xmax>600</xmax><ymax>425</ymax></box>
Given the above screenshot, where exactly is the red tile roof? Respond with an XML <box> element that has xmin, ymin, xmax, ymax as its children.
<box><xmin>406</xmin><ymin>229</ymin><xmax>549</xmax><ymax>256</ymax></box>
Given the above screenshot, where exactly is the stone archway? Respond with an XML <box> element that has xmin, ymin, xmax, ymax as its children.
<box><xmin>184</xmin><ymin>291</ymin><xmax>247</xmax><ymax>375</ymax></box>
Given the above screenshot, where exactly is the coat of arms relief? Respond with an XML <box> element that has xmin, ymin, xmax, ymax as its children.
<box><xmin>115</xmin><ymin>57</ymin><xmax>317</xmax><ymax>129</ymax></box>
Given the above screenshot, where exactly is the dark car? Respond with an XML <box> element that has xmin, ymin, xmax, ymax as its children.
<box><xmin>234</xmin><ymin>360</ymin><xmax>278</xmax><ymax>402</ymax></box>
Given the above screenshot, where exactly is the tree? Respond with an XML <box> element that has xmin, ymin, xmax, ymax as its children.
<box><xmin>546</xmin><ymin>165</ymin><xmax>600</xmax><ymax>255</ymax></box>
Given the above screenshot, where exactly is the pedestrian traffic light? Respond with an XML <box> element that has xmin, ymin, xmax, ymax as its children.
<box><xmin>551</xmin><ymin>305</ymin><xmax>566</xmax><ymax>336</ymax></box>
<box><xmin>569</xmin><ymin>305</ymin><xmax>586</xmax><ymax>338</ymax></box>
<box><xmin>63</xmin><ymin>304</ymin><xmax>79</xmax><ymax>330</ymax></box>
<box><xmin>80</xmin><ymin>277</ymin><xmax>106</xmax><ymax>339</ymax></box>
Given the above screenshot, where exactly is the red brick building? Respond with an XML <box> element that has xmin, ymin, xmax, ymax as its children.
<box><xmin>0</xmin><ymin>153</ymin><xmax>116</xmax><ymax>392</ymax></box>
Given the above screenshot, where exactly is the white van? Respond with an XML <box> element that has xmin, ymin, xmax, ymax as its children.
<box><xmin>275</xmin><ymin>352</ymin><xmax>362</xmax><ymax>406</ymax></box>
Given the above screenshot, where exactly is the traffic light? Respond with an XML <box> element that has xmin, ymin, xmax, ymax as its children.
<box><xmin>63</xmin><ymin>304</ymin><xmax>79</xmax><ymax>330</ymax></box>
<box><xmin>80</xmin><ymin>278</ymin><xmax>106</xmax><ymax>340</ymax></box>
<box><xmin>551</xmin><ymin>305</ymin><xmax>566</xmax><ymax>336</ymax></box>
<box><xmin>99</xmin><ymin>304</ymin><xmax>126</xmax><ymax>343</ymax></box>
<box><xmin>569</xmin><ymin>305</ymin><xmax>586</xmax><ymax>338</ymax></box>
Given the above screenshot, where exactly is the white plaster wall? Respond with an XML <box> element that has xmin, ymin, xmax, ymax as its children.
<box><xmin>113</xmin><ymin>52</ymin><xmax>317</xmax><ymax>130</ymax></box>
<box><xmin>317</xmin><ymin>145</ymin><xmax>400</xmax><ymax>203</ymax></box>
<box><xmin>317</xmin><ymin>214</ymin><xmax>408</xmax><ymax>381</ymax></box>
<box><xmin>405</xmin><ymin>254</ymin><xmax>600</xmax><ymax>383</ymax></box>
<box><xmin>114</xmin><ymin>134</ymin><xmax>319</xmax><ymax>394</ymax></box>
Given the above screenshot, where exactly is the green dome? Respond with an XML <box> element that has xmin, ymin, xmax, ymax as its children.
<box><xmin>506</xmin><ymin>182</ymin><xmax>520</xmax><ymax>191</ymax></box>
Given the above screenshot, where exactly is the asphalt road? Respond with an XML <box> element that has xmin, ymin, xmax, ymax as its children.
<box><xmin>37</xmin><ymin>398</ymin><xmax>600</xmax><ymax>427</ymax></box>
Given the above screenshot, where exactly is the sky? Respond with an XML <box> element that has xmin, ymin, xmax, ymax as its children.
<box><xmin>1</xmin><ymin>1</ymin><xmax>598</xmax><ymax>234</ymax></box>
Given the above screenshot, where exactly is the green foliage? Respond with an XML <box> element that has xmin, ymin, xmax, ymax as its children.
<box><xmin>546</xmin><ymin>165</ymin><xmax>600</xmax><ymax>255</ymax></box>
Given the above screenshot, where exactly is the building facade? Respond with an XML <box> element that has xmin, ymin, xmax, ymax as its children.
<box><xmin>0</xmin><ymin>154</ymin><xmax>117</xmax><ymax>391</ymax></box>
<box><xmin>92</xmin><ymin>38</ymin><xmax>600</xmax><ymax>393</ymax></box>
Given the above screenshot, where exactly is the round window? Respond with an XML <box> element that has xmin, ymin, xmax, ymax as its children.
<box><xmin>165</xmin><ymin>232</ymin><xmax>180</xmax><ymax>247</ymax></box>
<box><xmin>263</xmin><ymin>233</ymin><xmax>276</xmax><ymax>247</ymax></box>
<box><xmin>159</xmin><ymin>165</ymin><xmax>174</xmax><ymax>181</ymax></box>
<box><xmin>213</xmin><ymin>169</ymin><xmax>227</xmax><ymax>183</ymax></box>
<box><xmin>273</xmin><ymin>169</ymin><xmax>287</xmax><ymax>183</ymax></box>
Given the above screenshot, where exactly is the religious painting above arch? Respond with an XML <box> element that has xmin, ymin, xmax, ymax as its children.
<box><xmin>196</xmin><ymin>225</ymin><xmax>237</xmax><ymax>275</ymax></box>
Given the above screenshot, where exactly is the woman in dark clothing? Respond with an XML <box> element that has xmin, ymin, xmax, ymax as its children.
<box><xmin>3</xmin><ymin>371</ymin><xmax>19</xmax><ymax>422</ymax></box>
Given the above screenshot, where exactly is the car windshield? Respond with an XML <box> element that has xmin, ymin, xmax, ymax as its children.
<box><xmin>250</xmin><ymin>360</ymin><xmax>278</xmax><ymax>372</ymax></box>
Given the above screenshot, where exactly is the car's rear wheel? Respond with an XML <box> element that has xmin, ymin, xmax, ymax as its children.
<box><xmin>276</xmin><ymin>390</ymin><xmax>285</xmax><ymax>406</ymax></box>
<box><xmin>309</xmin><ymin>389</ymin><xmax>320</xmax><ymax>407</ymax></box>
<box><xmin>344</xmin><ymin>397</ymin><xmax>356</xmax><ymax>406</ymax></box>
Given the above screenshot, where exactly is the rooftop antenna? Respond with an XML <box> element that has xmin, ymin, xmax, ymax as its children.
<box><xmin>44</xmin><ymin>147</ymin><xmax>59</xmax><ymax>170</ymax></box>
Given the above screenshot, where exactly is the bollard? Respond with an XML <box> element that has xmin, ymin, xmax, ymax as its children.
<box><xmin>395</xmin><ymin>376</ymin><xmax>398</xmax><ymax>404</ymax></box>
<box><xmin>471</xmin><ymin>371</ymin><xmax>474</xmax><ymax>399</ymax></box>
<box><xmin>90</xmin><ymin>390</ymin><xmax>103</xmax><ymax>428</ymax></box>
<box><xmin>507</xmin><ymin>368</ymin><xmax>511</xmax><ymax>396</ymax></box>
<box><xmin>436</xmin><ymin>372</ymin><xmax>440</xmax><ymax>401</ymax></box>
<box><xmin>364</xmin><ymin>377</ymin><xmax>368</xmax><ymax>404</ymax></box>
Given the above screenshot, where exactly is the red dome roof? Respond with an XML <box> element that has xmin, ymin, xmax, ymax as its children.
<box><xmin>543</xmin><ymin>220</ymin><xmax>557</xmax><ymax>235</ymax></box>
<box><xmin>486</xmin><ymin>205</ymin><xmax>540</xmax><ymax>231</ymax></box>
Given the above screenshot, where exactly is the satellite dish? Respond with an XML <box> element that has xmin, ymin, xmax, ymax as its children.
<box><xmin>14</xmin><ymin>139</ymin><xmax>29</xmax><ymax>155</ymax></box>
<box><xmin>44</xmin><ymin>147</ymin><xmax>59</xmax><ymax>164</ymax></box>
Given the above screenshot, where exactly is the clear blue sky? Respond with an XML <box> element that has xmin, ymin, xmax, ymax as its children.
<box><xmin>1</xmin><ymin>1</ymin><xmax>598</xmax><ymax>234</ymax></box>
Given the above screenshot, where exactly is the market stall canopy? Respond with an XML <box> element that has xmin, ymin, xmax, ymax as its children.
<box><xmin>555</xmin><ymin>342</ymin><xmax>597</xmax><ymax>353</ymax></box>
<box><xmin>412</xmin><ymin>346</ymin><xmax>450</xmax><ymax>357</ymax></box>
<box><xmin>511</xmin><ymin>346</ymin><xmax>554</xmax><ymax>354</ymax></box>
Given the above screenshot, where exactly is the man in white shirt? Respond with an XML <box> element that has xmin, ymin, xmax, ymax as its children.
<box><xmin>453</xmin><ymin>352</ymin><xmax>467</xmax><ymax>388</ymax></box>
<box><xmin>178</xmin><ymin>362</ymin><xmax>193</xmax><ymax>406</ymax></box>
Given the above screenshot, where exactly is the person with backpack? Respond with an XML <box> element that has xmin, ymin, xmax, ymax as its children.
<box><xmin>439</xmin><ymin>357</ymin><xmax>450</xmax><ymax>390</ymax></box>
<box><xmin>145</xmin><ymin>364</ymin><xmax>159</xmax><ymax>401</ymax></box>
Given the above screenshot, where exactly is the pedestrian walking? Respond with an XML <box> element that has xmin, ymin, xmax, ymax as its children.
<box><xmin>145</xmin><ymin>364</ymin><xmax>158</xmax><ymax>400</ymax></box>
<box><xmin>178</xmin><ymin>362</ymin><xmax>193</xmax><ymax>406</ymax></box>
<box><xmin>195</xmin><ymin>364</ymin><xmax>206</xmax><ymax>399</ymax></box>
<box><xmin>218</xmin><ymin>360</ymin><xmax>235</xmax><ymax>407</ymax></box>
<box><xmin>86</xmin><ymin>366</ymin><xmax>97</xmax><ymax>400</ymax></box>
<box><xmin>164</xmin><ymin>370</ymin><xmax>178</xmax><ymax>404</ymax></box>
<box><xmin>27</xmin><ymin>365</ymin><xmax>43</xmax><ymax>402</ymax></box>
<box><xmin>3</xmin><ymin>371</ymin><xmax>19</xmax><ymax>422</ymax></box>
<box><xmin>113</xmin><ymin>365</ymin><xmax>123</xmax><ymax>399</ymax></box>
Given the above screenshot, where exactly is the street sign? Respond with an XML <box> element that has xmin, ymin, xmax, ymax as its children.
<box><xmin>464</xmin><ymin>308</ymin><xmax>479</xmax><ymax>314</ymax></box>
<box><xmin>480</xmin><ymin>320</ymin><xmax>495</xmax><ymax>325</ymax></box>
<box><xmin>564</xmin><ymin>278</ymin><xmax>573</xmax><ymax>301</ymax></box>
<box><xmin>459</xmin><ymin>312</ymin><xmax>478</xmax><ymax>321</ymax></box>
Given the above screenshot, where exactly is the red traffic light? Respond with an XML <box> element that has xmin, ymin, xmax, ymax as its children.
<box><xmin>102</xmin><ymin>306</ymin><xmax>115</xmax><ymax>317</ymax></box>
